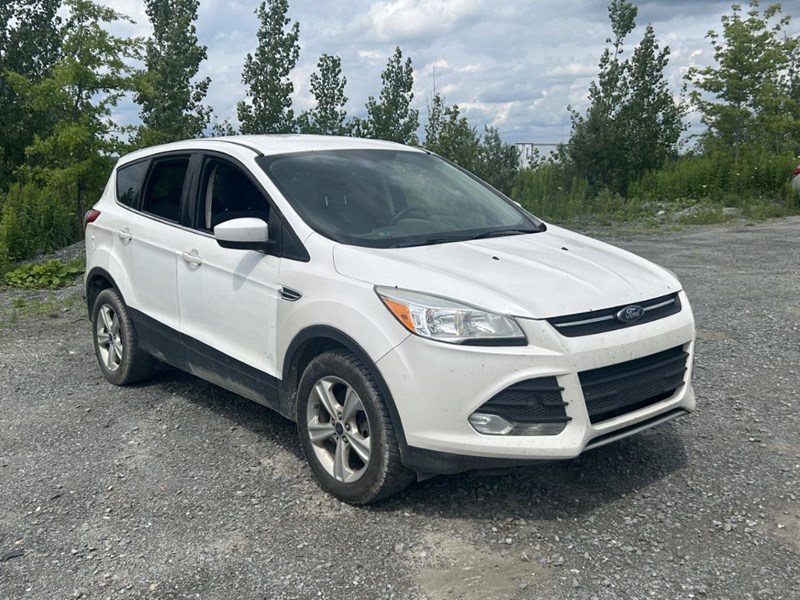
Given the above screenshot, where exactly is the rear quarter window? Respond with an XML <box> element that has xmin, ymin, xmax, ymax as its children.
<box><xmin>116</xmin><ymin>160</ymin><xmax>150</xmax><ymax>208</ymax></box>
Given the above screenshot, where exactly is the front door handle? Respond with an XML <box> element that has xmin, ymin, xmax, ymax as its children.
<box><xmin>181</xmin><ymin>250</ymin><xmax>203</xmax><ymax>266</ymax></box>
<box><xmin>118</xmin><ymin>228</ymin><xmax>132</xmax><ymax>242</ymax></box>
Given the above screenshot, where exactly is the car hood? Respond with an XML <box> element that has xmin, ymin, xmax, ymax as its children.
<box><xmin>332</xmin><ymin>224</ymin><xmax>681</xmax><ymax>319</ymax></box>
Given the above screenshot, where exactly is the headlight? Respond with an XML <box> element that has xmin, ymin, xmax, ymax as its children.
<box><xmin>375</xmin><ymin>287</ymin><xmax>526</xmax><ymax>346</ymax></box>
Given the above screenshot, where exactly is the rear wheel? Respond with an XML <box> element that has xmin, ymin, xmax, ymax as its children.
<box><xmin>91</xmin><ymin>289</ymin><xmax>156</xmax><ymax>385</ymax></box>
<box><xmin>297</xmin><ymin>351</ymin><xmax>414</xmax><ymax>504</ymax></box>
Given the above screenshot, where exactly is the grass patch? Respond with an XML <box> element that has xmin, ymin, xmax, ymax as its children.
<box><xmin>0</xmin><ymin>293</ymin><xmax>83</xmax><ymax>328</ymax></box>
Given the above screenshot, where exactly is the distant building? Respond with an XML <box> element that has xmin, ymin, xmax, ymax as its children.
<box><xmin>515</xmin><ymin>142</ymin><xmax>560</xmax><ymax>168</ymax></box>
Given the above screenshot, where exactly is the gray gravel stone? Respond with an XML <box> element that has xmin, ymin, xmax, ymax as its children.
<box><xmin>1</xmin><ymin>218</ymin><xmax>799</xmax><ymax>599</ymax></box>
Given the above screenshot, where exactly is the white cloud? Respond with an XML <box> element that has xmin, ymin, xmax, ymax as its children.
<box><xmin>546</xmin><ymin>63</ymin><xmax>598</xmax><ymax>79</ymax></box>
<box><xmin>88</xmin><ymin>0</ymin><xmax>800</xmax><ymax>143</ymax></box>
<box><xmin>357</xmin><ymin>49</ymin><xmax>385</xmax><ymax>60</ymax></box>
<box><xmin>362</xmin><ymin>0</ymin><xmax>487</xmax><ymax>42</ymax></box>
<box><xmin>455</xmin><ymin>64</ymin><xmax>482</xmax><ymax>74</ymax></box>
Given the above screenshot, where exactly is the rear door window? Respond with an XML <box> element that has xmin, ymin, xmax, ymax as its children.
<box><xmin>141</xmin><ymin>157</ymin><xmax>191</xmax><ymax>223</ymax></box>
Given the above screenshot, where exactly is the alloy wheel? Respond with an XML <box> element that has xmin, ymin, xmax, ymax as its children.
<box><xmin>305</xmin><ymin>376</ymin><xmax>372</xmax><ymax>483</ymax></box>
<box><xmin>96</xmin><ymin>304</ymin><xmax>123</xmax><ymax>372</ymax></box>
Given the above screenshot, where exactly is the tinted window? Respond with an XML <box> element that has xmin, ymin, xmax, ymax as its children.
<box><xmin>141</xmin><ymin>157</ymin><xmax>190</xmax><ymax>222</ymax></box>
<box><xmin>116</xmin><ymin>160</ymin><xmax>149</xmax><ymax>208</ymax></box>
<box><xmin>260</xmin><ymin>150</ymin><xmax>541</xmax><ymax>248</ymax></box>
<box><xmin>197</xmin><ymin>159</ymin><xmax>270</xmax><ymax>232</ymax></box>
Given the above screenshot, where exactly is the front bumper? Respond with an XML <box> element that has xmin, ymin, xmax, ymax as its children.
<box><xmin>376</xmin><ymin>291</ymin><xmax>695</xmax><ymax>473</ymax></box>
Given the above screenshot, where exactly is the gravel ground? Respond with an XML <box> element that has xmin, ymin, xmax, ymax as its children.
<box><xmin>0</xmin><ymin>218</ymin><xmax>798</xmax><ymax>600</ymax></box>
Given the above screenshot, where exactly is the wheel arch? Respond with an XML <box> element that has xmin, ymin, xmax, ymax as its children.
<box><xmin>85</xmin><ymin>267</ymin><xmax>124</xmax><ymax>317</ymax></box>
<box><xmin>282</xmin><ymin>325</ymin><xmax>408</xmax><ymax>448</ymax></box>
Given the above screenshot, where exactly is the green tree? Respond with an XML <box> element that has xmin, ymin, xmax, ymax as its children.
<box><xmin>237</xmin><ymin>0</ymin><xmax>300</xmax><ymax>134</ymax></box>
<box><xmin>474</xmin><ymin>126</ymin><xmax>519</xmax><ymax>196</ymax></box>
<box><xmin>9</xmin><ymin>0</ymin><xmax>140</xmax><ymax>227</ymax></box>
<box><xmin>211</xmin><ymin>118</ymin><xmax>237</xmax><ymax>137</ymax></box>
<box><xmin>298</xmin><ymin>53</ymin><xmax>348</xmax><ymax>135</ymax></box>
<box><xmin>354</xmin><ymin>46</ymin><xmax>419</xmax><ymax>144</ymax></box>
<box><xmin>134</xmin><ymin>0</ymin><xmax>211</xmax><ymax>145</ymax></box>
<box><xmin>687</xmin><ymin>1</ymin><xmax>799</xmax><ymax>157</ymax></box>
<box><xmin>569</xmin><ymin>0</ymin><xmax>684</xmax><ymax>194</ymax></box>
<box><xmin>0</xmin><ymin>0</ymin><xmax>62</xmax><ymax>190</ymax></box>
<box><xmin>619</xmin><ymin>24</ymin><xmax>686</xmax><ymax>176</ymax></box>
<box><xmin>424</xmin><ymin>92</ymin><xmax>479</xmax><ymax>171</ymax></box>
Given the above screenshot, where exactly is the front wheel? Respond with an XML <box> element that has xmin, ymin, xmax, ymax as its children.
<box><xmin>296</xmin><ymin>351</ymin><xmax>414</xmax><ymax>504</ymax></box>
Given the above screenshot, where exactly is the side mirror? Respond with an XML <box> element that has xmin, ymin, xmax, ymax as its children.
<box><xmin>214</xmin><ymin>217</ymin><xmax>270</xmax><ymax>251</ymax></box>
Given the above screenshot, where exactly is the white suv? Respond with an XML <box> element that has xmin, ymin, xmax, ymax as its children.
<box><xmin>84</xmin><ymin>135</ymin><xmax>696</xmax><ymax>504</ymax></box>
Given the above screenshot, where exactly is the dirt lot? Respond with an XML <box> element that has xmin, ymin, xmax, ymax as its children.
<box><xmin>1</xmin><ymin>217</ymin><xmax>799</xmax><ymax>600</ymax></box>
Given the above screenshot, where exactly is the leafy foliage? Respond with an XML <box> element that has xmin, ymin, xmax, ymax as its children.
<box><xmin>686</xmin><ymin>1</ymin><xmax>800</xmax><ymax>157</ymax></box>
<box><xmin>569</xmin><ymin>0</ymin><xmax>685</xmax><ymax>195</ymax></box>
<box><xmin>474</xmin><ymin>126</ymin><xmax>520</xmax><ymax>196</ymax></box>
<box><xmin>353</xmin><ymin>47</ymin><xmax>419</xmax><ymax>144</ymax></box>
<box><xmin>3</xmin><ymin>0</ymin><xmax>800</xmax><ymax>270</ymax></box>
<box><xmin>422</xmin><ymin>95</ymin><xmax>519</xmax><ymax>194</ymax></box>
<box><xmin>8</xmin><ymin>0</ymin><xmax>140</xmax><ymax>226</ymax></box>
<box><xmin>211</xmin><ymin>119</ymin><xmax>237</xmax><ymax>137</ymax></box>
<box><xmin>135</xmin><ymin>0</ymin><xmax>211</xmax><ymax>145</ymax></box>
<box><xmin>298</xmin><ymin>54</ymin><xmax>348</xmax><ymax>135</ymax></box>
<box><xmin>513</xmin><ymin>163</ymin><xmax>592</xmax><ymax>222</ymax></box>
<box><xmin>424</xmin><ymin>93</ymin><xmax>480</xmax><ymax>171</ymax></box>
<box><xmin>513</xmin><ymin>147</ymin><xmax>799</xmax><ymax>226</ymax></box>
<box><xmin>0</xmin><ymin>0</ymin><xmax>62</xmax><ymax>190</ymax></box>
<box><xmin>4</xmin><ymin>258</ymin><xmax>84</xmax><ymax>289</ymax></box>
<box><xmin>629</xmin><ymin>149</ymin><xmax>799</xmax><ymax>204</ymax></box>
<box><xmin>0</xmin><ymin>182</ymin><xmax>77</xmax><ymax>270</ymax></box>
<box><xmin>237</xmin><ymin>0</ymin><xmax>300</xmax><ymax>134</ymax></box>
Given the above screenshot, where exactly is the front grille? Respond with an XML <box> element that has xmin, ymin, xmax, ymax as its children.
<box><xmin>548</xmin><ymin>293</ymin><xmax>681</xmax><ymax>337</ymax></box>
<box><xmin>478</xmin><ymin>377</ymin><xmax>570</xmax><ymax>424</ymax></box>
<box><xmin>579</xmin><ymin>346</ymin><xmax>688</xmax><ymax>424</ymax></box>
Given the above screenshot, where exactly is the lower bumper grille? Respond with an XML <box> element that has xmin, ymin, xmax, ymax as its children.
<box><xmin>479</xmin><ymin>377</ymin><xmax>570</xmax><ymax>424</ymax></box>
<box><xmin>579</xmin><ymin>345</ymin><xmax>688</xmax><ymax>424</ymax></box>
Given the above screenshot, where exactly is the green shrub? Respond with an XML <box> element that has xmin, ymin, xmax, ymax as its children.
<box><xmin>512</xmin><ymin>149</ymin><xmax>800</xmax><ymax>227</ymax></box>
<box><xmin>512</xmin><ymin>164</ymin><xmax>592</xmax><ymax>221</ymax></box>
<box><xmin>629</xmin><ymin>150</ymin><xmax>798</xmax><ymax>205</ymax></box>
<box><xmin>0</xmin><ymin>182</ymin><xmax>78</xmax><ymax>269</ymax></box>
<box><xmin>4</xmin><ymin>258</ymin><xmax>84</xmax><ymax>289</ymax></box>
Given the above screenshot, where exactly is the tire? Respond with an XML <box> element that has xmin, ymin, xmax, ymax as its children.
<box><xmin>296</xmin><ymin>350</ymin><xmax>414</xmax><ymax>504</ymax></box>
<box><xmin>91</xmin><ymin>288</ymin><xmax>156</xmax><ymax>386</ymax></box>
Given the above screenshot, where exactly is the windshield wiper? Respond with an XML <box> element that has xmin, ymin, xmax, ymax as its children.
<box><xmin>469</xmin><ymin>227</ymin><xmax>540</xmax><ymax>240</ymax></box>
<box><xmin>391</xmin><ymin>234</ymin><xmax>469</xmax><ymax>248</ymax></box>
<box><xmin>391</xmin><ymin>227</ymin><xmax>540</xmax><ymax>248</ymax></box>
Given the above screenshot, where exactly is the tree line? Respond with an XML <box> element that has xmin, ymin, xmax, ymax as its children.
<box><xmin>515</xmin><ymin>0</ymin><xmax>799</xmax><ymax>223</ymax></box>
<box><xmin>1</xmin><ymin>0</ymin><xmax>798</xmax><ymax>270</ymax></box>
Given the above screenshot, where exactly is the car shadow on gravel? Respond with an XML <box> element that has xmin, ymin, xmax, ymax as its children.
<box><xmin>130</xmin><ymin>363</ymin><xmax>305</xmax><ymax>458</ymax></box>
<box><xmin>377</xmin><ymin>424</ymin><xmax>690</xmax><ymax>519</ymax></box>
<box><xmin>127</xmin><ymin>363</ymin><xmax>689</xmax><ymax>516</ymax></box>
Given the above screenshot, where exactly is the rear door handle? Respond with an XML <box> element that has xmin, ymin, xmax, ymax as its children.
<box><xmin>181</xmin><ymin>250</ymin><xmax>203</xmax><ymax>266</ymax></box>
<box><xmin>118</xmin><ymin>228</ymin><xmax>132</xmax><ymax>242</ymax></box>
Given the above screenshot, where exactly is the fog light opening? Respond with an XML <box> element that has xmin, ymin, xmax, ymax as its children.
<box><xmin>469</xmin><ymin>413</ymin><xmax>514</xmax><ymax>435</ymax></box>
<box><xmin>469</xmin><ymin>412</ymin><xmax>567</xmax><ymax>436</ymax></box>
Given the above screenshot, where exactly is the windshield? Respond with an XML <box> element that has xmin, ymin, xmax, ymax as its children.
<box><xmin>258</xmin><ymin>149</ymin><xmax>543</xmax><ymax>248</ymax></box>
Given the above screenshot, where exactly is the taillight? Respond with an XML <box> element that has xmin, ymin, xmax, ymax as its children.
<box><xmin>83</xmin><ymin>209</ymin><xmax>101</xmax><ymax>233</ymax></box>
<box><xmin>793</xmin><ymin>167</ymin><xmax>800</xmax><ymax>177</ymax></box>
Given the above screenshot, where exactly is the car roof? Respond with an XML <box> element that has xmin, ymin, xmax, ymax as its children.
<box><xmin>118</xmin><ymin>134</ymin><xmax>423</xmax><ymax>165</ymax></box>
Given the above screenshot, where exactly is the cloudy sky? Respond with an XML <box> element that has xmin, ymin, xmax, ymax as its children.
<box><xmin>102</xmin><ymin>0</ymin><xmax>799</xmax><ymax>144</ymax></box>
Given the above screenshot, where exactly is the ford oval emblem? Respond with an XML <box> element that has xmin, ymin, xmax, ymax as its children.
<box><xmin>616</xmin><ymin>305</ymin><xmax>644</xmax><ymax>323</ymax></box>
